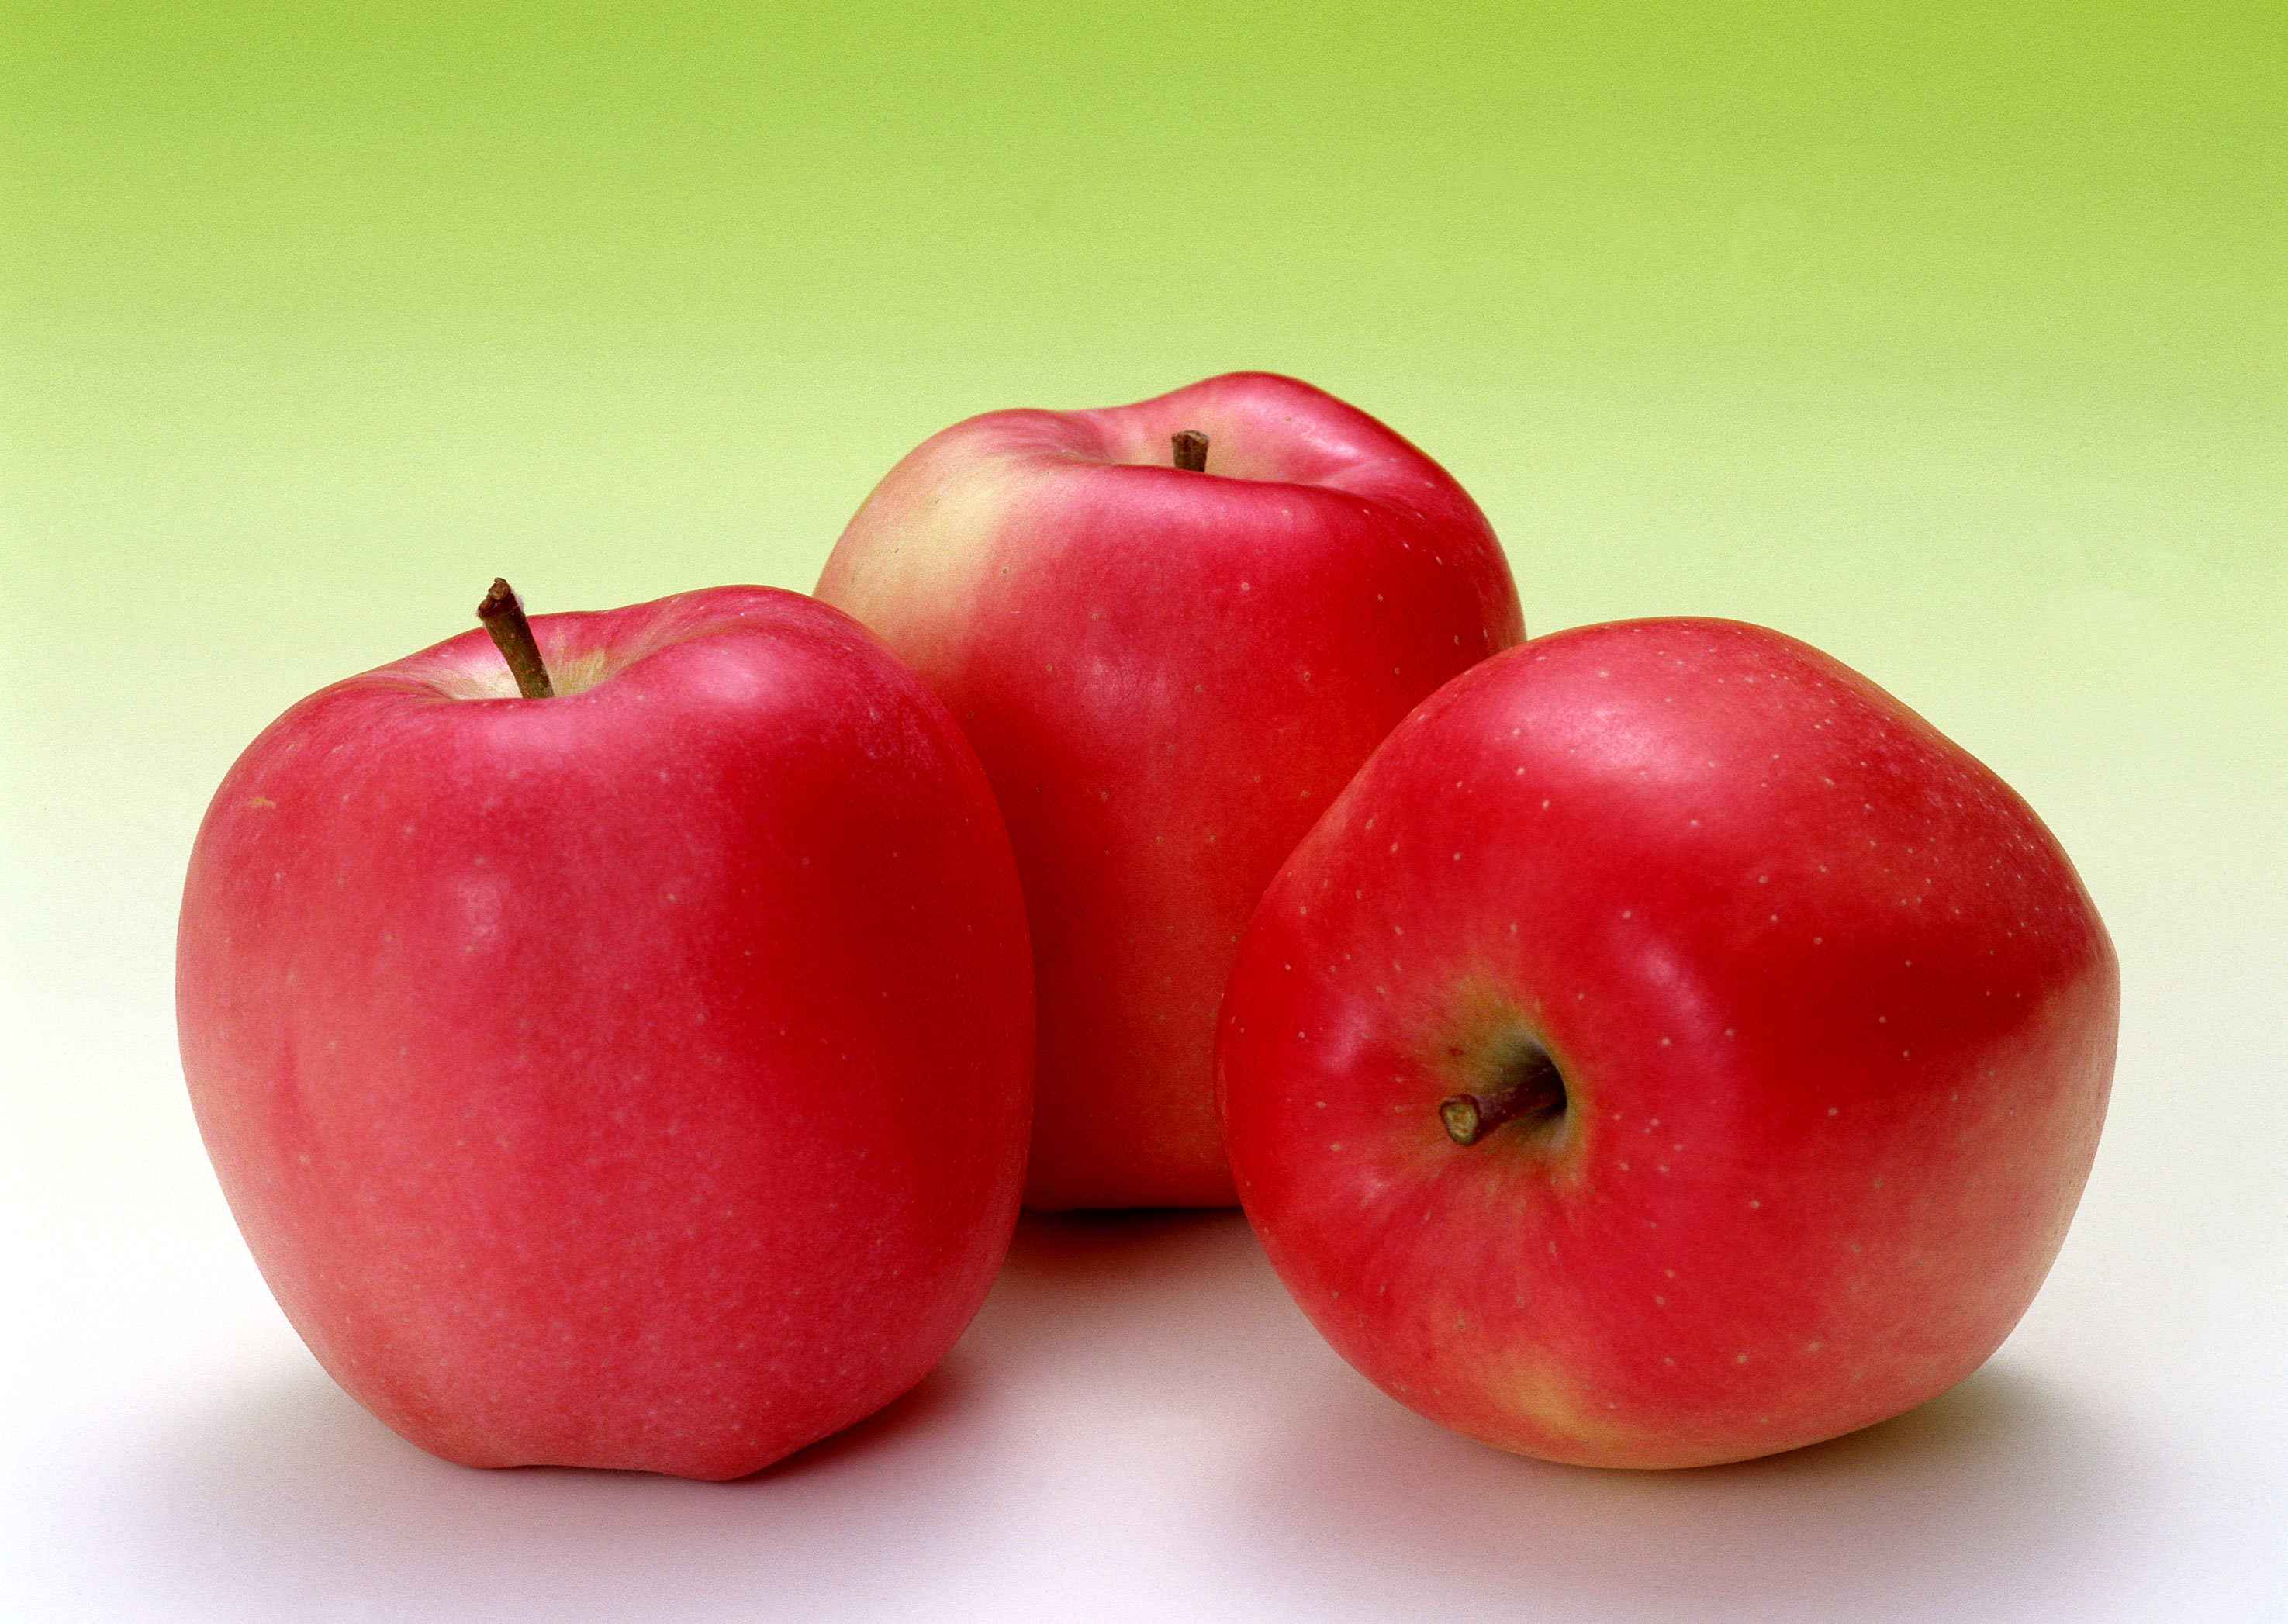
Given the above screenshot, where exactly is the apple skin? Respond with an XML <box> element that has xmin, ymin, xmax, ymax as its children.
<box><xmin>176</xmin><ymin>586</ymin><xmax>1032</xmax><ymax>1480</ymax></box>
<box><xmin>817</xmin><ymin>372</ymin><xmax>1523</xmax><ymax>1209</ymax></box>
<box><xmin>1215</xmin><ymin>618</ymin><xmax>2116</xmax><ymax>1468</ymax></box>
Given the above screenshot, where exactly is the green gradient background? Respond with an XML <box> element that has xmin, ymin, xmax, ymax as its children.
<box><xmin>3</xmin><ymin>0</ymin><xmax>2283</xmax><ymax>1438</ymax></box>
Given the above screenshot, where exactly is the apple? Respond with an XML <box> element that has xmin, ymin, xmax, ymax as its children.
<box><xmin>1215</xmin><ymin>617</ymin><xmax>2117</xmax><ymax>1467</ymax></box>
<box><xmin>176</xmin><ymin>583</ymin><xmax>1033</xmax><ymax>1479</ymax></box>
<box><xmin>817</xmin><ymin>372</ymin><xmax>1524</xmax><ymax>1208</ymax></box>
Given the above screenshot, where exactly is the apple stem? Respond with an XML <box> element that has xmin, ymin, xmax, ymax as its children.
<box><xmin>477</xmin><ymin>579</ymin><xmax>555</xmax><ymax>699</ymax></box>
<box><xmin>1172</xmin><ymin>429</ymin><xmax>1209</xmax><ymax>472</ymax></box>
<box><xmin>1440</xmin><ymin>1048</ymin><xmax>1566</xmax><ymax>1146</ymax></box>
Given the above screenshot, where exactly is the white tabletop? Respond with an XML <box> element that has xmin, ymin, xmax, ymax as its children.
<box><xmin>4</xmin><ymin>942</ymin><xmax>2279</xmax><ymax>1622</ymax></box>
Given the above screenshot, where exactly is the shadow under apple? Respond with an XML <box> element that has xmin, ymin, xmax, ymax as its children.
<box><xmin>959</xmin><ymin>1208</ymin><xmax>1301</xmax><ymax>1409</ymax></box>
<box><xmin>116</xmin><ymin>1347</ymin><xmax>995</xmax><ymax>1623</ymax></box>
<box><xmin>1232</xmin><ymin>1352</ymin><xmax>2141</xmax><ymax>1623</ymax></box>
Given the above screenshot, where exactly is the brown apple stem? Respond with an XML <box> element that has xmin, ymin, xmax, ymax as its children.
<box><xmin>476</xmin><ymin>578</ymin><xmax>555</xmax><ymax>698</ymax></box>
<box><xmin>1440</xmin><ymin>1048</ymin><xmax>1565</xmax><ymax>1146</ymax></box>
<box><xmin>1172</xmin><ymin>429</ymin><xmax>1209</xmax><ymax>472</ymax></box>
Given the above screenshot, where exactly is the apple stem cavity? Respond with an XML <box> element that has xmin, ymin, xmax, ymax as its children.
<box><xmin>1440</xmin><ymin>1045</ymin><xmax>1567</xmax><ymax>1146</ymax></box>
<box><xmin>1171</xmin><ymin>429</ymin><xmax>1209</xmax><ymax>472</ymax></box>
<box><xmin>477</xmin><ymin>579</ymin><xmax>556</xmax><ymax>699</ymax></box>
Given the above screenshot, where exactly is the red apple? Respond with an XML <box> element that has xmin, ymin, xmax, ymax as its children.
<box><xmin>1215</xmin><ymin>618</ymin><xmax>2116</xmax><ymax>1467</ymax></box>
<box><xmin>817</xmin><ymin>372</ymin><xmax>1523</xmax><ymax>1209</ymax></box>
<box><xmin>176</xmin><ymin>584</ymin><xmax>1033</xmax><ymax>1479</ymax></box>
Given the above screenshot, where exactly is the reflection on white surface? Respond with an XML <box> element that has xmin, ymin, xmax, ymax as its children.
<box><xmin>11</xmin><ymin>1206</ymin><xmax>2237</xmax><ymax>1623</ymax></box>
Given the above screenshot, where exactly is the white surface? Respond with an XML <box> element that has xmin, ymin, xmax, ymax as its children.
<box><xmin>3</xmin><ymin>924</ymin><xmax>2283</xmax><ymax>1621</ymax></box>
